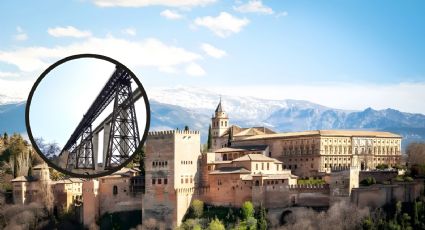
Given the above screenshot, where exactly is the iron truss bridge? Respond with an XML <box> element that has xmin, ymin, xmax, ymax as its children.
<box><xmin>60</xmin><ymin>65</ymin><xmax>140</xmax><ymax>171</ymax></box>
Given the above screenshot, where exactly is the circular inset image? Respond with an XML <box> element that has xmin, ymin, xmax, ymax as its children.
<box><xmin>26</xmin><ymin>54</ymin><xmax>150</xmax><ymax>178</ymax></box>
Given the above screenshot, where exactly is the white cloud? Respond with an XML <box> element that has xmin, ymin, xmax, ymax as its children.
<box><xmin>276</xmin><ymin>11</ymin><xmax>288</xmax><ymax>18</ymax></box>
<box><xmin>160</xmin><ymin>9</ymin><xmax>183</xmax><ymax>20</ymax></box>
<box><xmin>15</xmin><ymin>34</ymin><xmax>28</xmax><ymax>41</ymax></box>
<box><xmin>233</xmin><ymin>0</ymin><xmax>273</xmax><ymax>14</ymax></box>
<box><xmin>122</xmin><ymin>27</ymin><xmax>137</xmax><ymax>36</ymax></box>
<box><xmin>0</xmin><ymin>78</ymin><xmax>32</xmax><ymax>101</ymax></box>
<box><xmin>201</xmin><ymin>43</ymin><xmax>226</xmax><ymax>58</ymax></box>
<box><xmin>211</xmin><ymin>82</ymin><xmax>425</xmax><ymax>114</ymax></box>
<box><xmin>185</xmin><ymin>63</ymin><xmax>205</xmax><ymax>76</ymax></box>
<box><xmin>14</xmin><ymin>26</ymin><xmax>28</xmax><ymax>41</ymax></box>
<box><xmin>47</xmin><ymin>26</ymin><xmax>92</xmax><ymax>38</ymax></box>
<box><xmin>0</xmin><ymin>72</ymin><xmax>19</xmax><ymax>78</ymax></box>
<box><xmin>194</xmin><ymin>12</ymin><xmax>249</xmax><ymax>38</ymax></box>
<box><xmin>92</xmin><ymin>0</ymin><xmax>216</xmax><ymax>8</ymax></box>
<box><xmin>0</xmin><ymin>36</ymin><xmax>203</xmax><ymax>73</ymax></box>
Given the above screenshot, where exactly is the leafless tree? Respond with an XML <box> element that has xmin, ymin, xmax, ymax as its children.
<box><xmin>39</xmin><ymin>178</ymin><xmax>54</xmax><ymax>212</ymax></box>
<box><xmin>0</xmin><ymin>202</ymin><xmax>48</xmax><ymax>229</ymax></box>
<box><xmin>407</xmin><ymin>142</ymin><xmax>425</xmax><ymax>165</ymax></box>
<box><xmin>279</xmin><ymin>201</ymin><xmax>369</xmax><ymax>230</ymax></box>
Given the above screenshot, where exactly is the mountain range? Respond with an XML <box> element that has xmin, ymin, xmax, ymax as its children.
<box><xmin>1</xmin><ymin>87</ymin><xmax>425</xmax><ymax>150</ymax></box>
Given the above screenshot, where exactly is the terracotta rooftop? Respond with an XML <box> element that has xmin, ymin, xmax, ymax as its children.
<box><xmin>241</xmin><ymin>173</ymin><xmax>297</xmax><ymax>180</ymax></box>
<box><xmin>11</xmin><ymin>176</ymin><xmax>37</xmax><ymax>182</ymax></box>
<box><xmin>237</xmin><ymin>130</ymin><xmax>401</xmax><ymax>141</ymax></box>
<box><xmin>54</xmin><ymin>178</ymin><xmax>84</xmax><ymax>184</ymax></box>
<box><xmin>232</xmin><ymin>154</ymin><xmax>282</xmax><ymax>163</ymax></box>
<box><xmin>233</xmin><ymin>127</ymin><xmax>275</xmax><ymax>137</ymax></box>
<box><xmin>32</xmin><ymin>164</ymin><xmax>49</xmax><ymax>170</ymax></box>
<box><xmin>210</xmin><ymin>167</ymin><xmax>250</xmax><ymax>175</ymax></box>
<box><xmin>215</xmin><ymin>145</ymin><xmax>268</xmax><ymax>153</ymax></box>
<box><xmin>208</xmin><ymin>160</ymin><xmax>232</xmax><ymax>165</ymax></box>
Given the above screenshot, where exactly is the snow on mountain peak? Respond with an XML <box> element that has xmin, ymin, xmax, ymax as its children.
<box><xmin>148</xmin><ymin>86</ymin><xmax>335</xmax><ymax>122</ymax></box>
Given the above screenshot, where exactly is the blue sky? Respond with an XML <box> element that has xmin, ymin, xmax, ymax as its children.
<box><xmin>0</xmin><ymin>0</ymin><xmax>425</xmax><ymax>114</ymax></box>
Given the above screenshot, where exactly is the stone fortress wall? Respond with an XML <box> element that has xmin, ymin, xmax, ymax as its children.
<box><xmin>11</xmin><ymin>100</ymin><xmax>420</xmax><ymax>229</ymax></box>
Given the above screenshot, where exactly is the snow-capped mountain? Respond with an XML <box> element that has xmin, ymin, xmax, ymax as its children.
<box><xmin>148</xmin><ymin>87</ymin><xmax>425</xmax><ymax>148</ymax></box>
<box><xmin>1</xmin><ymin>86</ymin><xmax>425</xmax><ymax>149</ymax></box>
<box><xmin>149</xmin><ymin>86</ymin><xmax>335</xmax><ymax>123</ymax></box>
<box><xmin>0</xmin><ymin>94</ymin><xmax>23</xmax><ymax>105</ymax></box>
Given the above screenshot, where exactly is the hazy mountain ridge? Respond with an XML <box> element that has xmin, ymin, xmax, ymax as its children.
<box><xmin>0</xmin><ymin>94</ymin><xmax>23</xmax><ymax>105</ymax></box>
<box><xmin>1</xmin><ymin>87</ymin><xmax>425</xmax><ymax>149</ymax></box>
<box><xmin>148</xmin><ymin>87</ymin><xmax>425</xmax><ymax>148</ymax></box>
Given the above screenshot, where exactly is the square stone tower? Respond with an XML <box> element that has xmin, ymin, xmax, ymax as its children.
<box><xmin>143</xmin><ymin>130</ymin><xmax>201</xmax><ymax>228</ymax></box>
<box><xmin>211</xmin><ymin>99</ymin><xmax>230</xmax><ymax>150</ymax></box>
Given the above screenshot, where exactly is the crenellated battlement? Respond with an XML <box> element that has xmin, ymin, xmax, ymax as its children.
<box><xmin>148</xmin><ymin>130</ymin><xmax>200</xmax><ymax>136</ymax></box>
<box><xmin>288</xmin><ymin>184</ymin><xmax>330</xmax><ymax>191</ymax></box>
<box><xmin>330</xmin><ymin>166</ymin><xmax>360</xmax><ymax>173</ymax></box>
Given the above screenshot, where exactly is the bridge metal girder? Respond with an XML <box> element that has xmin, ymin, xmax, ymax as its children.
<box><xmin>61</xmin><ymin>65</ymin><xmax>140</xmax><ymax>170</ymax></box>
<box><xmin>104</xmin><ymin>80</ymin><xmax>140</xmax><ymax>169</ymax></box>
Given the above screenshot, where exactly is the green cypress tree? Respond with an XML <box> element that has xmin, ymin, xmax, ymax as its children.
<box><xmin>227</xmin><ymin>128</ymin><xmax>232</xmax><ymax>147</ymax></box>
<box><xmin>3</xmin><ymin>132</ymin><xmax>8</xmax><ymax>144</ymax></box>
<box><xmin>257</xmin><ymin>203</ymin><xmax>267</xmax><ymax>230</ymax></box>
<box><xmin>394</xmin><ymin>201</ymin><xmax>402</xmax><ymax>225</ymax></box>
<box><xmin>13</xmin><ymin>153</ymin><xmax>18</xmax><ymax>178</ymax></box>
<box><xmin>413</xmin><ymin>201</ymin><xmax>419</xmax><ymax>227</ymax></box>
<box><xmin>207</xmin><ymin>125</ymin><xmax>212</xmax><ymax>150</ymax></box>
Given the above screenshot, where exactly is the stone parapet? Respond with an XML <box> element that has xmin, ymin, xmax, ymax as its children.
<box><xmin>148</xmin><ymin>130</ymin><xmax>200</xmax><ymax>136</ymax></box>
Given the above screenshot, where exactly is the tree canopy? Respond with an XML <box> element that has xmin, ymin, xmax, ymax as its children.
<box><xmin>242</xmin><ymin>201</ymin><xmax>255</xmax><ymax>220</ymax></box>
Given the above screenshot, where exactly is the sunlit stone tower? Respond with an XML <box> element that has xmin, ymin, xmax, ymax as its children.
<box><xmin>211</xmin><ymin>98</ymin><xmax>230</xmax><ymax>150</ymax></box>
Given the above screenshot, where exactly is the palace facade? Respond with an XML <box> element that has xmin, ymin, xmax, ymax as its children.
<box><xmin>211</xmin><ymin>100</ymin><xmax>402</xmax><ymax>177</ymax></box>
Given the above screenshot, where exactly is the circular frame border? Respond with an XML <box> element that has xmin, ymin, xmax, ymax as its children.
<box><xmin>25</xmin><ymin>53</ymin><xmax>151</xmax><ymax>178</ymax></box>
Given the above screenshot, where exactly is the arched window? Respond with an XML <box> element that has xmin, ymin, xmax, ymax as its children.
<box><xmin>113</xmin><ymin>185</ymin><xmax>118</xmax><ymax>195</ymax></box>
<box><xmin>255</xmin><ymin>180</ymin><xmax>260</xmax><ymax>186</ymax></box>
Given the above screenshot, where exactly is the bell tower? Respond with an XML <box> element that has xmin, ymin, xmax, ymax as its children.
<box><xmin>211</xmin><ymin>98</ymin><xmax>229</xmax><ymax>150</ymax></box>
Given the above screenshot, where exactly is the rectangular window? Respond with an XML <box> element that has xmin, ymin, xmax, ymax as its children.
<box><xmin>152</xmin><ymin>179</ymin><xmax>156</xmax><ymax>185</ymax></box>
<box><xmin>164</xmin><ymin>179</ymin><xmax>168</xmax><ymax>184</ymax></box>
<box><xmin>181</xmin><ymin>178</ymin><xmax>184</xmax><ymax>183</ymax></box>
<box><xmin>262</xmin><ymin>163</ymin><xmax>264</xmax><ymax>170</ymax></box>
<box><xmin>256</xmin><ymin>164</ymin><xmax>258</xmax><ymax>170</ymax></box>
<box><xmin>267</xmin><ymin>163</ymin><xmax>269</xmax><ymax>170</ymax></box>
